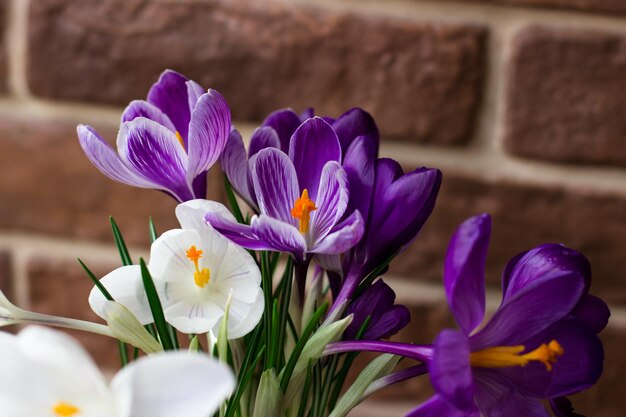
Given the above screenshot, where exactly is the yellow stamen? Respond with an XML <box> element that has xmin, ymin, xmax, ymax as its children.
<box><xmin>291</xmin><ymin>189</ymin><xmax>318</xmax><ymax>233</ymax></box>
<box><xmin>53</xmin><ymin>402</ymin><xmax>80</xmax><ymax>416</ymax></box>
<box><xmin>175</xmin><ymin>131</ymin><xmax>185</xmax><ymax>150</ymax></box>
<box><xmin>470</xmin><ymin>340</ymin><xmax>564</xmax><ymax>371</ymax></box>
<box><xmin>186</xmin><ymin>245</ymin><xmax>211</xmax><ymax>288</ymax></box>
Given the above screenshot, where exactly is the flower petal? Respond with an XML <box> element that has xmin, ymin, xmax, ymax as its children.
<box><xmin>149</xmin><ymin>229</ymin><xmax>200</xmax><ymax>284</ymax></box>
<box><xmin>343</xmin><ymin>136</ymin><xmax>377</xmax><ymax>222</ymax></box>
<box><xmin>176</xmin><ymin>199</ymin><xmax>236</xmax><ymax>232</ymax></box>
<box><xmin>117</xmin><ymin>117</ymin><xmax>193</xmax><ymax>202</ymax></box>
<box><xmin>252</xmin><ymin>148</ymin><xmax>300</xmax><ymax>225</ymax></box>
<box><xmin>164</xmin><ymin>298</ymin><xmax>224</xmax><ymax>334</ymax></box>
<box><xmin>310</xmin><ymin>161</ymin><xmax>349</xmax><ymax>243</ymax></box>
<box><xmin>288</xmin><ymin>117</ymin><xmax>342</xmax><ymax>201</ymax></box>
<box><xmin>77</xmin><ymin>124</ymin><xmax>157</xmax><ymax>188</ymax></box>
<box><xmin>444</xmin><ymin>214</ymin><xmax>490</xmax><ymax>336</ymax></box>
<box><xmin>112</xmin><ymin>352</ymin><xmax>235</xmax><ymax>417</ymax></box>
<box><xmin>147</xmin><ymin>69</ymin><xmax>192</xmax><ymax>144</ymax></box>
<box><xmin>470</xmin><ymin>273</ymin><xmax>585</xmax><ymax>350</ymax></box>
<box><xmin>205</xmin><ymin>213</ymin><xmax>273</xmax><ymax>251</ymax></box>
<box><xmin>249</xmin><ymin>126</ymin><xmax>281</xmax><ymax>157</ymax></box>
<box><xmin>262</xmin><ymin>108</ymin><xmax>302</xmax><ymax>152</ymax></box>
<box><xmin>210</xmin><ymin>288</ymin><xmax>264</xmax><ymax>339</ymax></box>
<box><xmin>405</xmin><ymin>395</ymin><xmax>480</xmax><ymax>417</ymax></box>
<box><xmin>121</xmin><ymin>100</ymin><xmax>177</xmax><ymax>132</ymax></box>
<box><xmin>214</xmin><ymin>244</ymin><xmax>262</xmax><ymax>302</ymax></box>
<box><xmin>89</xmin><ymin>265</ymin><xmax>153</xmax><ymax>325</ymax></box>
<box><xmin>331</xmin><ymin>107</ymin><xmax>379</xmax><ymax>157</ymax></box>
<box><xmin>186</xmin><ymin>80</ymin><xmax>206</xmax><ymax>113</ymax></box>
<box><xmin>573</xmin><ymin>294</ymin><xmax>610</xmax><ymax>334</ymax></box>
<box><xmin>430</xmin><ymin>329</ymin><xmax>475</xmax><ymax>411</ymax></box>
<box><xmin>187</xmin><ymin>90</ymin><xmax>231</xmax><ymax>182</ymax></box>
<box><xmin>310</xmin><ymin>210</ymin><xmax>364</xmax><ymax>255</ymax></box>
<box><xmin>251</xmin><ymin>215</ymin><xmax>307</xmax><ymax>259</ymax></box>
<box><xmin>220</xmin><ymin>129</ymin><xmax>257</xmax><ymax>209</ymax></box>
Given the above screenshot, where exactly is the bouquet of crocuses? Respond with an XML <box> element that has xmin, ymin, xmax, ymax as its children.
<box><xmin>0</xmin><ymin>70</ymin><xmax>610</xmax><ymax>417</ymax></box>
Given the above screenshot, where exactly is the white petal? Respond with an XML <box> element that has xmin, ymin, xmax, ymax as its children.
<box><xmin>112</xmin><ymin>352</ymin><xmax>235</xmax><ymax>417</ymax></box>
<box><xmin>175</xmin><ymin>199</ymin><xmax>236</xmax><ymax>231</ymax></box>
<box><xmin>164</xmin><ymin>298</ymin><xmax>224</xmax><ymax>334</ymax></box>
<box><xmin>89</xmin><ymin>265</ymin><xmax>154</xmax><ymax>325</ymax></box>
<box><xmin>149</xmin><ymin>229</ymin><xmax>200</xmax><ymax>284</ymax></box>
<box><xmin>214</xmin><ymin>243</ymin><xmax>262</xmax><ymax>303</ymax></box>
<box><xmin>213</xmin><ymin>288</ymin><xmax>264</xmax><ymax>339</ymax></box>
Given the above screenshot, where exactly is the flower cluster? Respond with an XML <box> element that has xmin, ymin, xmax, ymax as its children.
<box><xmin>0</xmin><ymin>70</ymin><xmax>609</xmax><ymax>417</ymax></box>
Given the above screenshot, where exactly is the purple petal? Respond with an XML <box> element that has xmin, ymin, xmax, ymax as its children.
<box><xmin>186</xmin><ymin>80</ymin><xmax>205</xmax><ymax>113</ymax></box>
<box><xmin>550</xmin><ymin>398</ymin><xmax>586</xmax><ymax>417</ymax></box>
<box><xmin>331</xmin><ymin>108</ymin><xmax>379</xmax><ymax>157</ymax></box>
<box><xmin>310</xmin><ymin>162</ymin><xmax>348</xmax><ymax>243</ymax></box>
<box><xmin>445</xmin><ymin>214</ymin><xmax>490</xmax><ymax>336</ymax></box>
<box><xmin>299</xmin><ymin>108</ymin><xmax>315</xmax><ymax>121</ymax></box>
<box><xmin>346</xmin><ymin>279</ymin><xmax>397</xmax><ymax>339</ymax></box>
<box><xmin>501</xmin><ymin>249</ymin><xmax>527</xmax><ymax>294</ymax></box>
<box><xmin>77</xmin><ymin>125</ymin><xmax>156</xmax><ymax>188</ymax></box>
<box><xmin>473</xmin><ymin>370</ymin><xmax>551</xmax><ymax>417</ymax></box>
<box><xmin>343</xmin><ymin>136</ymin><xmax>377</xmax><ymax>222</ymax></box>
<box><xmin>503</xmin><ymin>244</ymin><xmax>591</xmax><ymax>302</ymax></box>
<box><xmin>252</xmin><ymin>148</ymin><xmax>299</xmax><ymax>225</ymax></box>
<box><xmin>249</xmin><ymin>127</ymin><xmax>280</xmax><ymax>157</ymax></box>
<box><xmin>220</xmin><ymin>129</ymin><xmax>257</xmax><ymax>210</ymax></box>
<box><xmin>121</xmin><ymin>100</ymin><xmax>176</xmax><ymax>132</ymax></box>
<box><xmin>187</xmin><ymin>90</ymin><xmax>231</xmax><ymax>182</ymax></box>
<box><xmin>251</xmin><ymin>215</ymin><xmax>307</xmax><ymax>260</ymax></box>
<box><xmin>366</xmin><ymin>304</ymin><xmax>411</xmax><ymax>340</ymax></box>
<box><xmin>147</xmin><ymin>70</ymin><xmax>192</xmax><ymax>145</ymax></box>
<box><xmin>117</xmin><ymin>117</ymin><xmax>193</xmax><ymax>202</ymax></box>
<box><xmin>310</xmin><ymin>210</ymin><xmax>364</xmax><ymax>255</ymax></box>
<box><xmin>470</xmin><ymin>273</ymin><xmax>585</xmax><ymax>350</ymax></box>
<box><xmin>405</xmin><ymin>395</ymin><xmax>480</xmax><ymax>417</ymax></box>
<box><xmin>288</xmin><ymin>117</ymin><xmax>341</xmax><ymax>201</ymax></box>
<box><xmin>573</xmin><ymin>294</ymin><xmax>610</xmax><ymax>334</ymax></box>
<box><xmin>205</xmin><ymin>212</ymin><xmax>270</xmax><ymax>251</ymax></box>
<box><xmin>430</xmin><ymin>329</ymin><xmax>475</xmax><ymax>411</ymax></box>
<box><xmin>325</xmin><ymin>340</ymin><xmax>433</xmax><ymax>362</ymax></box>
<box><xmin>262</xmin><ymin>108</ymin><xmax>302</xmax><ymax>152</ymax></box>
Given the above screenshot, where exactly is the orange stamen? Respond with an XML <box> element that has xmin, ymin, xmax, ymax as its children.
<box><xmin>470</xmin><ymin>339</ymin><xmax>564</xmax><ymax>371</ymax></box>
<box><xmin>291</xmin><ymin>189</ymin><xmax>317</xmax><ymax>233</ymax></box>
<box><xmin>186</xmin><ymin>245</ymin><xmax>210</xmax><ymax>288</ymax></box>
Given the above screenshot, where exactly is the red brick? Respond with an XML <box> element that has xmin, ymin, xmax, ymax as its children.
<box><xmin>27</xmin><ymin>257</ymin><xmax>121</xmax><ymax>369</ymax></box>
<box><xmin>0</xmin><ymin>116</ymin><xmax>223</xmax><ymax>245</ymax></box>
<box><xmin>504</xmin><ymin>27</ymin><xmax>626</xmax><ymax>167</ymax></box>
<box><xmin>0</xmin><ymin>0</ymin><xmax>7</xmax><ymax>93</ymax></box>
<box><xmin>422</xmin><ymin>0</ymin><xmax>626</xmax><ymax>15</ymax></box>
<box><xmin>389</xmin><ymin>171</ymin><xmax>626</xmax><ymax>304</ymax></box>
<box><xmin>27</xmin><ymin>0</ymin><xmax>486</xmax><ymax>145</ymax></box>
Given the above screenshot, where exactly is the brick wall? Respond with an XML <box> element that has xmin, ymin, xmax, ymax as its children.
<box><xmin>0</xmin><ymin>0</ymin><xmax>625</xmax><ymax>415</ymax></box>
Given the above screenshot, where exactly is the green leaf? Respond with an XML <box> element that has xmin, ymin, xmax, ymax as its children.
<box><xmin>149</xmin><ymin>216</ymin><xmax>158</xmax><ymax>243</ymax></box>
<box><xmin>283</xmin><ymin>314</ymin><xmax>353</xmax><ymax>405</ymax></box>
<box><xmin>139</xmin><ymin>258</ymin><xmax>174</xmax><ymax>350</ymax></box>
<box><xmin>224</xmin><ymin>347</ymin><xmax>266</xmax><ymax>417</ymax></box>
<box><xmin>224</xmin><ymin>175</ymin><xmax>245</xmax><ymax>224</ymax></box>
<box><xmin>252</xmin><ymin>370</ymin><xmax>284</xmax><ymax>417</ymax></box>
<box><xmin>218</xmin><ymin>292</ymin><xmax>232</xmax><ymax>364</ymax></box>
<box><xmin>110</xmin><ymin>216</ymin><xmax>133</xmax><ymax>266</ymax></box>
<box><xmin>328</xmin><ymin>354</ymin><xmax>400</xmax><ymax>417</ymax></box>
<box><xmin>102</xmin><ymin>301</ymin><xmax>163</xmax><ymax>354</ymax></box>
<box><xmin>188</xmin><ymin>335</ymin><xmax>200</xmax><ymax>352</ymax></box>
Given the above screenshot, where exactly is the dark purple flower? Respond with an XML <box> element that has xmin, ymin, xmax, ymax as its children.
<box><xmin>326</xmin><ymin>214</ymin><xmax>607</xmax><ymax>417</ymax></box>
<box><xmin>78</xmin><ymin>70</ymin><xmax>230</xmax><ymax>202</ymax></box>
<box><xmin>207</xmin><ymin>117</ymin><xmax>364</xmax><ymax>263</ymax></box>
<box><xmin>345</xmin><ymin>279</ymin><xmax>410</xmax><ymax>340</ymax></box>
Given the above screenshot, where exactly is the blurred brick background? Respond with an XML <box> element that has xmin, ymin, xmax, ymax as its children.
<box><xmin>0</xmin><ymin>0</ymin><xmax>625</xmax><ymax>415</ymax></box>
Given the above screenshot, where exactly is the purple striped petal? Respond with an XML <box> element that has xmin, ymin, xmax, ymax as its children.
<box><xmin>503</xmin><ymin>244</ymin><xmax>591</xmax><ymax>302</ymax></box>
<box><xmin>343</xmin><ymin>136</ymin><xmax>377</xmax><ymax>222</ymax></box>
<box><xmin>187</xmin><ymin>90</ymin><xmax>231</xmax><ymax>182</ymax></box>
<box><xmin>249</xmin><ymin>127</ymin><xmax>280</xmax><ymax>157</ymax></box>
<box><xmin>445</xmin><ymin>214</ymin><xmax>490</xmax><ymax>336</ymax></box>
<box><xmin>186</xmin><ymin>80</ymin><xmax>205</xmax><ymax>113</ymax></box>
<box><xmin>251</xmin><ymin>215</ymin><xmax>306</xmax><ymax>259</ymax></box>
<box><xmin>288</xmin><ymin>117</ymin><xmax>341</xmax><ymax>201</ymax></box>
<box><xmin>205</xmin><ymin>212</ymin><xmax>270</xmax><ymax>251</ymax></box>
<box><xmin>252</xmin><ymin>148</ymin><xmax>299</xmax><ymax>225</ymax></box>
<box><xmin>121</xmin><ymin>100</ymin><xmax>176</xmax><ymax>132</ymax></box>
<box><xmin>77</xmin><ymin>125</ymin><xmax>156</xmax><ymax>188</ymax></box>
<box><xmin>310</xmin><ymin>210</ymin><xmax>364</xmax><ymax>254</ymax></box>
<box><xmin>573</xmin><ymin>295</ymin><xmax>610</xmax><ymax>333</ymax></box>
<box><xmin>430</xmin><ymin>329</ymin><xmax>475</xmax><ymax>411</ymax></box>
<box><xmin>473</xmin><ymin>370</ymin><xmax>551</xmax><ymax>417</ymax></box>
<box><xmin>470</xmin><ymin>273</ymin><xmax>585</xmax><ymax>350</ymax></box>
<box><xmin>262</xmin><ymin>108</ymin><xmax>302</xmax><ymax>152</ymax></box>
<box><xmin>405</xmin><ymin>395</ymin><xmax>480</xmax><ymax>417</ymax></box>
<box><xmin>331</xmin><ymin>108</ymin><xmax>379</xmax><ymax>157</ymax></box>
<box><xmin>147</xmin><ymin>70</ymin><xmax>192</xmax><ymax>145</ymax></box>
<box><xmin>117</xmin><ymin>117</ymin><xmax>193</xmax><ymax>202</ymax></box>
<box><xmin>310</xmin><ymin>162</ymin><xmax>348</xmax><ymax>243</ymax></box>
<box><xmin>220</xmin><ymin>129</ymin><xmax>257</xmax><ymax>209</ymax></box>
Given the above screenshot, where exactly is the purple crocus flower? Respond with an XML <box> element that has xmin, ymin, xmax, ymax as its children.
<box><xmin>345</xmin><ymin>279</ymin><xmax>410</xmax><ymax>341</ymax></box>
<box><xmin>78</xmin><ymin>70</ymin><xmax>230</xmax><ymax>202</ymax></box>
<box><xmin>207</xmin><ymin>116</ymin><xmax>364</xmax><ymax>265</ymax></box>
<box><xmin>327</xmin><ymin>214</ymin><xmax>607</xmax><ymax>416</ymax></box>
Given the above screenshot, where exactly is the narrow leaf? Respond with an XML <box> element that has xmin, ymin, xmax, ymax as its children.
<box><xmin>139</xmin><ymin>258</ymin><xmax>174</xmax><ymax>350</ymax></box>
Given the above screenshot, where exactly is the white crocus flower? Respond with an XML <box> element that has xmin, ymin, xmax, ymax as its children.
<box><xmin>0</xmin><ymin>326</ymin><xmax>234</xmax><ymax>417</ymax></box>
<box><xmin>89</xmin><ymin>199</ymin><xmax>264</xmax><ymax>337</ymax></box>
